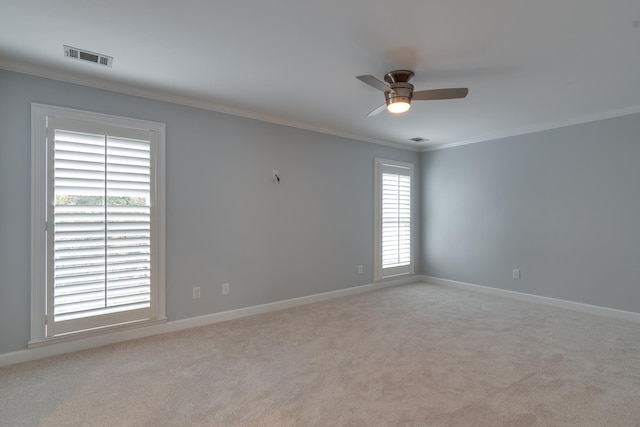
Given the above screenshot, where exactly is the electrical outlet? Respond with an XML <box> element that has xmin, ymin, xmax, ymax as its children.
<box><xmin>513</xmin><ymin>269</ymin><xmax>520</xmax><ymax>279</ymax></box>
<box><xmin>358</xmin><ymin>265</ymin><xmax>363</xmax><ymax>274</ymax></box>
<box><xmin>222</xmin><ymin>283</ymin><xmax>230</xmax><ymax>295</ymax></box>
<box><xmin>192</xmin><ymin>287</ymin><xmax>201</xmax><ymax>299</ymax></box>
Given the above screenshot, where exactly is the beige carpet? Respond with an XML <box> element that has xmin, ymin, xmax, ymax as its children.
<box><xmin>1</xmin><ymin>282</ymin><xmax>640</xmax><ymax>426</ymax></box>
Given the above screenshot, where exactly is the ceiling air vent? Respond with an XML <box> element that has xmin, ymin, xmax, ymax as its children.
<box><xmin>64</xmin><ymin>45</ymin><xmax>113</xmax><ymax>68</ymax></box>
<box><xmin>409</xmin><ymin>137</ymin><xmax>429</xmax><ymax>143</ymax></box>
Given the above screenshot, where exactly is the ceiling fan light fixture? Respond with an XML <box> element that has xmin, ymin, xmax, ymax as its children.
<box><xmin>387</xmin><ymin>100</ymin><xmax>411</xmax><ymax>114</ymax></box>
<box><xmin>357</xmin><ymin>70</ymin><xmax>468</xmax><ymax>117</ymax></box>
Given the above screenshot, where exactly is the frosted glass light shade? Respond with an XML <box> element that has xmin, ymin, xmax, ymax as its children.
<box><xmin>387</xmin><ymin>101</ymin><xmax>410</xmax><ymax>114</ymax></box>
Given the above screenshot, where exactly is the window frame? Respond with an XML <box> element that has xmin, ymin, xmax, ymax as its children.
<box><xmin>30</xmin><ymin>103</ymin><xmax>167</xmax><ymax>346</ymax></box>
<box><xmin>374</xmin><ymin>158</ymin><xmax>414</xmax><ymax>281</ymax></box>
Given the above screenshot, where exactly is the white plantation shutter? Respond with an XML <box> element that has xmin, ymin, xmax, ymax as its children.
<box><xmin>375</xmin><ymin>159</ymin><xmax>413</xmax><ymax>280</ymax></box>
<box><xmin>45</xmin><ymin>117</ymin><xmax>157</xmax><ymax>336</ymax></box>
<box><xmin>381</xmin><ymin>172</ymin><xmax>411</xmax><ymax>268</ymax></box>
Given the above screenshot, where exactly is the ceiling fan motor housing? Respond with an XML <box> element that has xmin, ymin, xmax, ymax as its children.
<box><xmin>384</xmin><ymin>70</ymin><xmax>415</xmax><ymax>84</ymax></box>
<box><xmin>384</xmin><ymin>70</ymin><xmax>415</xmax><ymax>107</ymax></box>
<box><xmin>385</xmin><ymin>82</ymin><xmax>414</xmax><ymax>107</ymax></box>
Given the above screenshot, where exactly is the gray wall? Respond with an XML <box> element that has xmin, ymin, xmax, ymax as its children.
<box><xmin>421</xmin><ymin>113</ymin><xmax>640</xmax><ymax>313</ymax></box>
<box><xmin>0</xmin><ymin>69</ymin><xmax>419</xmax><ymax>355</ymax></box>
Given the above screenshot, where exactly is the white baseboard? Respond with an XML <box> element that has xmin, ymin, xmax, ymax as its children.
<box><xmin>0</xmin><ymin>276</ymin><xmax>415</xmax><ymax>367</ymax></box>
<box><xmin>419</xmin><ymin>275</ymin><xmax>640</xmax><ymax>324</ymax></box>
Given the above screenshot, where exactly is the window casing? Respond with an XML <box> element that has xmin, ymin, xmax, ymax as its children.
<box><xmin>31</xmin><ymin>104</ymin><xmax>166</xmax><ymax>345</ymax></box>
<box><xmin>375</xmin><ymin>158</ymin><xmax>413</xmax><ymax>281</ymax></box>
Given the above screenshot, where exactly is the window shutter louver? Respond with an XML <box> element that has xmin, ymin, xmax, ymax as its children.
<box><xmin>381</xmin><ymin>173</ymin><xmax>411</xmax><ymax>268</ymax></box>
<box><xmin>104</xmin><ymin>136</ymin><xmax>152</xmax><ymax>315</ymax></box>
<box><xmin>48</xmin><ymin>124</ymin><xmax>154</xmax><ymax>335</ymax></box>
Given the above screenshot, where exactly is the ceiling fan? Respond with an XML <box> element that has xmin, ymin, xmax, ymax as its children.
<box><xmin>356</xmin><ymin>70</ymin><xmax>468</xmax><ymax>116</ymax></box>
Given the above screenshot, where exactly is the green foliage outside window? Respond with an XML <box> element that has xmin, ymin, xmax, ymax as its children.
<box><xmin>55</xmin><ymin>195</ymin><xmax>147</xmax><ymax>206</ymax></box>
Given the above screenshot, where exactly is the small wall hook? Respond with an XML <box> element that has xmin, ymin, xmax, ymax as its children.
<box><xmin>273</xmin><ymin>170</ymin><xmax>280</xmax><ymax>184</ymax></box>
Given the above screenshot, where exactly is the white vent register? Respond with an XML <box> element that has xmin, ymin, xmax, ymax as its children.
<box><xmin>64</xmin><ymin>45</ymin><xmax>113</xmax><ymax>67</ymax></box>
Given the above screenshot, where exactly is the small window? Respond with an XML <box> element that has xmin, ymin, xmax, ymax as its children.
<box><xmin>31</xmin><ymin>104</ymin><xmax>166</xmax><ymax>344</ymax></box>
<box><xmin>375</xmin><ymin>158</ymin><xmax>413</xmax><ymax>281</ymax></box>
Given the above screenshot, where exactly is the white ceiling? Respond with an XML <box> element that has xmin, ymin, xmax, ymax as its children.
<box><xmin>1</xmin><ymin>0</ymin><xmax>639</xmax><ymax>150</ymax></box>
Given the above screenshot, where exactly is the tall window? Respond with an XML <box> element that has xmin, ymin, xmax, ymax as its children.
<box><xmin>375</xmin><ymin>158</ymin><xmax>413</xmax><ymax>280</ymax></box>
<box><xmin>31</xmin><ymin>104</ymin><xmax>166</xmax><ymax>344</ymax></box>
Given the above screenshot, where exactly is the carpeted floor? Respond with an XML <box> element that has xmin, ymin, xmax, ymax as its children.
<box><xmin>1</xmin><ymin>282</ymin><xmax>640</xmax><ymax>426</ymax></box>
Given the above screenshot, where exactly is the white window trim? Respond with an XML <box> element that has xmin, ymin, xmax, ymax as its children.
<box><xmin>374</xmin><ymin>158</ymin><xmax>414</xmax><ymax>282</ymax></box>
<box><xmin>30</xmin><ymin>103</ymin><xmax>167</xmax><ymax>346</ymax></box>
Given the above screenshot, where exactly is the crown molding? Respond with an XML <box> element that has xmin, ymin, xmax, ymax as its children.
<box><xmin>419</xmin><ymin>105</ymin><xmax>640</xmax><ymax>152</ymax></box>
<box><xmin>7</xmin><ymin>59</ymin><xmax>637</xmax><ymax>155</ymax></box>
<box><xmin>0</xmin><ymin>60</ymin><xmax>418</xmax><ymax>153</ymax></box>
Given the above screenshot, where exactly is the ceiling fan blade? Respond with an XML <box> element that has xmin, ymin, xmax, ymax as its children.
<box><xmin>357</xmin><ymin>75</ymin><xmax>393</xmax><ymax>93</ymax></box>
<box><xmin>366</xmin><ymin>104</ymin><xmax>387</xmax><ymax>117</ymax></box>
<box><xmin>412</xmin><ymin>88</ymin><xmax>469</xmax><ymax>100</ymax></box>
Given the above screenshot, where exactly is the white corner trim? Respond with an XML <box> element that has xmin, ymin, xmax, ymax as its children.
<box><xmin>419</xmin><ymin>275</ymin><xmax>640</xmax><ymax>324</ymax></box>
<box><xmin>0</xmin><ymin>276</ymin><xmax>417</xmax><ymax>367</ymax></box>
